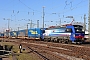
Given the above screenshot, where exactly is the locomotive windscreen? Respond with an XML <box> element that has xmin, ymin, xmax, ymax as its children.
<box><xmin>73</xmin><ymin>25</ymin><xmax>84</xmax><ymax>33</ymax></box>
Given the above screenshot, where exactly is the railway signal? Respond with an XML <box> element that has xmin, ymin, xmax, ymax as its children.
<box><xmin>19</xmin><ymin>44</ymin><xmax>22</xmax><ymax>53</ymax></box>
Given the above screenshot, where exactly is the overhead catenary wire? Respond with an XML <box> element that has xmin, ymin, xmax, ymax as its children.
<box><xmin>0</xmin><ymin>0</ymin><xmax>88</xmax><ymax>29</ymax></box>
<box><xmin>18</xmin><ymin>0</ymin><xmax>42</xmax><ymax>13</ymax></box>
<box><xmin>45</xmin><ymin>0</ymin><xmax>87</xmax><ymax>20</ymax></box>
<box><xmin>1</xmin><ymin>0</ymin><xmax>87</xmax><ymax>21</ymax></box>
<box><xmin>0</xmin><ymin>0</ymin><xmax>87</xmax><ymax>17</ymax></box>
<box><xmin>64</xmin><ymin>0</ymin><xmax>73</xmax><ymax>9</ymax></box>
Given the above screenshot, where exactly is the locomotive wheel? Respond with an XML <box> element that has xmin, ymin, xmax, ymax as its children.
<box><xmin>59</xmin><ymin>40</ymin><xmax>62</xmax><ymax>43</ymax></box>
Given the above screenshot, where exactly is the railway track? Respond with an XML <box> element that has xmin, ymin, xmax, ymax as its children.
<box><xmin>28</xmin><ymin>47</ymin><xmax>49</xmax><ymax>60</ymax></box>
<box><xmin>21</xmin><ymin>42</ymin><xmax>68</xmax><ymax>60</ymax></box>
<box><xmin>0</xmin><ymin>38</ymin><xmax>90</xmax><ymax>60</ymax></box>
<box><xmin>22</xmin><ymin>42</ymin><xmax>85</xmax><ymax>60</ymax></box>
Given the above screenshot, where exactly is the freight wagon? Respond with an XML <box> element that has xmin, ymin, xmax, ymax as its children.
<box><xmin>43</xmin><ymin>25</ymin><xmax>85</xmax><ymax>44</ymax></box>
<box><xmin>0</xmin><ymin>33</ymin><xmax>4</xmax><ymax>38</ymax></box>
<box><xmin>17</xmin><ymin>29</ymin><xmax>28</xmax><ymax>39</ymax></box>
<box><xmin>28</xmin><ymin>28</ymin><xmax>45</xmax><ymax>40</ymax></box>
<box><xmin>0</xmin><ymin>28</ymin><xmax>45</xmax><ymax>40</ymax></box>
<box><xmin>9</xmin><ymin>31</ymin><xmax>18</xmax><ymax>38</ymax></box>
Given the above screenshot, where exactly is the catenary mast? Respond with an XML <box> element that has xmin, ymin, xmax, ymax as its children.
<box><xmin>88</xmin><ymin>0</ymin><xmax>90</xmax><ymax>40</ymax></box>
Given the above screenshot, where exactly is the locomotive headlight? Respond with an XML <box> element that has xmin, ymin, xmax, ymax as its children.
<box><xmin>82</xmin><ymin>29</ymin><xmax>84</xmax><ymax>32</ymax></box>
<box><xmin>77</xmin><ymin>30</ymin><xmax>79</xmax><ymax>31</ymax></box>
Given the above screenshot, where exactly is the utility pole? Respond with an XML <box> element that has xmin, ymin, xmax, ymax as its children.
<box><xmin>3</xmin><ymin>18</ymin><xmax>10</xmax><ymax>37</ymax></box>
<box><xmin>43</xmin><ymin>6</ymin><xmax>45</xmax><ymax>28</ymax></box>
<box><xmin>58</xmin><ymin>13</ymin><xmax>61</xmax><ymax>26</ymax></box>
<box><xmin>88</xmin><ymin>0</ymin><xmax>90</xmax><ymax>40</ymax></box>
<box><xmin>27</xmin><ymin>24</ymin><xmax>28</xmax><ymax>30</ymax></box>
<box><xmin>7</xmin><ymin>19</ymin><xmax>10</xmax><ymax>31</ymax></box>
<box><xmin>84</xmin><ymin>14</ymin><xmax>86</xmax><ymax>31</ymax></box>
<box><xmin>37</xmin><ymin>20</ymin><xmax>39</xmax><ymax>28</ymax></box>
<box><xmin>45</xmin><ymin>24</ymin><xmax>46</xmax><ymax>28</ymax></box>
<box><xmin>18</xmin><ymin>27</ymin><xmax>19</xmax><ymax>31</ymax></box>
<box><xmin>26</xmin><ymin>24</ymin><xmax>28</xmax><ymax>37</ymax></box>
<box><xmin>7</xmin><ymin>19</ymin><xmax>10</xmax><ymax>38</ymax></box>
<box><xmin>60</xmin><ymin>19</ymin><xmax>61</xmax><ymax>26</ymax></box>
<box><xmin>30</xmin><ymin>20</ymin><xmax>32</xmax><ymax>28</ymax></box>
<box><xmin>17</xmin><ymin>27</ymin><xmax>19</xmax><ymax>38</ymax></box>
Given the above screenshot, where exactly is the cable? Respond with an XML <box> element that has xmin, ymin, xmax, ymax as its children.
<box><xmin>46</xmin><ymin>0</ymin><xmax>87</xmax><ymax>18</ymax></box>
<box><xmin>18</xmin><ymin>0</ymin><xmax>42</xmax><ymax>13</ymax></box>
<box><xmin>70</xmin><ymin>0</ymin><xmax>86</xmax><ymax>10</ymax></box>
<box><xmin>0</xmin><ymin>0</ymin><xmax>88</xmax><ymax>21</ymax></box>
<box><xmin>64</xmin><ymin>0</ymin><xmax>74</xmax><ymax>9</ymax></box>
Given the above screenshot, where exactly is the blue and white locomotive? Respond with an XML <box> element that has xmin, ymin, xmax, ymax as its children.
<box><xmin>43</xmin><ymin>25</ymin><xmax>85</xmax><ymax>44</ymax></box>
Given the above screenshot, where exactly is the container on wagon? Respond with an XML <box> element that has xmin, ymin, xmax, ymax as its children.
<box><xmin>9</xmin><ymin>31</ymin><xmax>18</xmax><ymax>38</ymax></box>
<box><xmin>28</xmin><ymin>28</ymin><xmax>44</xmax><ymax>40</ymax></box>
<box><xmin>0</xmin><ymin>33</ymin><xmax>4</xmax><ymax>38</ymax></box>
<box><xmin>17</xmin><ymin>29</ymin><xmax>28</xmax><ymax>39</ymax></box>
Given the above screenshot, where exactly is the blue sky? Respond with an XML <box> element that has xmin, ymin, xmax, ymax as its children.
<box><xmin>0</xmin><ymin>0</ymin><xmax>89</xmax><ymax>32</ymax></box>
